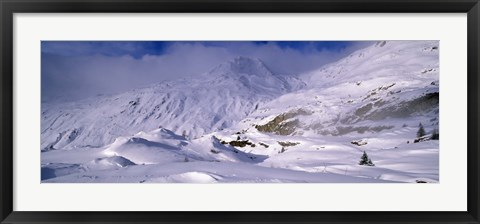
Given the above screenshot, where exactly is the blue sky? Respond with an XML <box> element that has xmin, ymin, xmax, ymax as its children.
<box><xmin>42</xmin><ymin>41</ymin><xmax>372</xmax><ymax>102</ymax></box>
<box><xmin>42</xmin><ymin>41</ymin><xmax>354</xmax><ymax>58</ymax></box>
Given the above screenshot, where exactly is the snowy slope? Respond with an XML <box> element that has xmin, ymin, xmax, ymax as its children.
<box><xmin>303</xmin><ymin>41</ymin><xmax>438</xmax><ymax>88</ymax></box>
<box><xmin>232</xmin><ymin>41</ymin><xmax>439</xmax><ymax>138</ymax></box>
<box><xmin>197</xmin><ymin>41</ymin><xmax>439</xmax><ymax>183</ymax></box>
<box><xmin>41</xmin><ymin>57</ymin><xmax>304</xmax><ymax>151</ymax></box>
<box><xmin>41</xmin><ymin>41</ymin><xmax>439</xmax><ymax>183</ymax></box>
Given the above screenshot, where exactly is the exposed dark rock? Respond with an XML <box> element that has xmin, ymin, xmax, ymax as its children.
<box><xmin>351</xmin><ymin>139</ymin><xmax>368</xmax><ymax>146</ymax></box>
<box><xmin>365</xmin><ymin>92</ymin><xmax>439</xmax><ymax>121</ymax></box>
<box><xmin>255</xmin><ymin>109</ymin><xmax>311</xmax><ymax>135</ymax></box>
<box><xmin>229</xmin><ymin>140</ymin><xmax>250</xmax><ymax>147</ymax></box>
<box><xmin>259</xmin><ymin>142</ymin><xmax>269</xmax><ymax>148</ymax></box>
<box><xmin>278</xmin><ymin>141</ymin><xmax>300</xmax><ymax>147</ymax></box>
<box><xmin>355</xmin><ymin>103</ymin><xmax>373</xmax><ymax>116</ymax></box>
<box><xmin>414</xmin><ymin>135</ymin><xmax>430</xmax><ymax>143</ymax></box>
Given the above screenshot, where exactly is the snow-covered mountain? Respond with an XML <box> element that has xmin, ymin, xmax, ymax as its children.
<box><xmin>41</xmin><ymin>56</ymin><xmax>304</xmax><ymax>151</ymax></box>
<box><xmin>233</xmin><ymin>41</ymin><xmax>439</xmax><ymax>138</ymax></box>
<box><xmin>41</xmin><ymin>41</ymin><xmax>439</xmax><ymax>183</ymax></box>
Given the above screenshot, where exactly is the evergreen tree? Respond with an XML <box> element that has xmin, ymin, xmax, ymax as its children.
<box><xmin>417</xmin><ymin>122</ymin><xmax>426</xmax><ymax>138</ymax></box>
<box><xmin>431</xmin><ymin>128</ymin><xmax>439</xmax><ymax>140</ymax></box>
<box><xmin>359</xmin><ymin>151</ymin><xmax>374</xmax><ymax>166</ymax></box>
<box><xmin>182</xmin><ymin>130</ymin><xmax>188</xmax><ymax>139</ymax></box>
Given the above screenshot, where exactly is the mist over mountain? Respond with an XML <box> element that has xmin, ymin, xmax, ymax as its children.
<box><xmin>41</xmin><ymin>41</ymin><xmax>370</xmax><ymax>102</ymax></box>
<box><xmin>41</xmin><ymin>56</ymin><xmax>305</xmax><ymax>151</ymax></box>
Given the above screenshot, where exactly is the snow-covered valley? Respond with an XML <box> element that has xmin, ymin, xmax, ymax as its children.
<box><xmin>41</xmin><ymin>41</ymin><xmax>439</xmax><ymax>183</ymax></box>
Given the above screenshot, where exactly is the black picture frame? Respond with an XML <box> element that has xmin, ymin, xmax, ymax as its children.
<box><xmin>1</xmin><ymin>0</ymin><xmax>479</xmax><ymax>223</ymax></box>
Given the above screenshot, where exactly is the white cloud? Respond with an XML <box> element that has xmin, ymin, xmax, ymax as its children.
<box><xmin>41</xmin><ymin>41</ymin><xmax>373</xmax><ymax>102</ymax></box>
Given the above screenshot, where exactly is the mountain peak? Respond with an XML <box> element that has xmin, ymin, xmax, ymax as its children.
<box><xmin>208</xmin><ymin>56</ymin><xmax>274</xmax><ymax>77</ymax></box>
<box><xmin>231</xmin><ymin>56</ymin><xmax>263</xmax><ymax>65</ymax></box>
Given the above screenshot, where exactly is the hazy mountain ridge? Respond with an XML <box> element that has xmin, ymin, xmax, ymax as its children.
<box><xmin>236</xmin><ymin>41</ymin><xmax>439</xmax><ymax>137</ymax></box>
<box><xmin>41</xmin><ymin>56</ymin><xmax>304</xmax><ymax>151</ymax></box>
